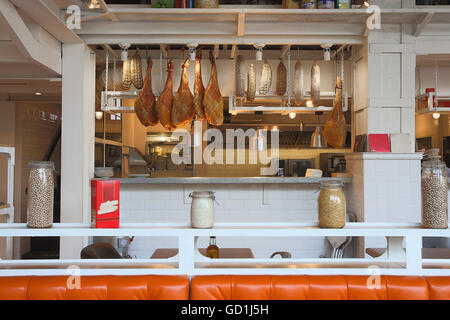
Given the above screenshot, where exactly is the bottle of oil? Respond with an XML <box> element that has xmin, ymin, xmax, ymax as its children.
<box><xmin>206</xmin><ymin>236</ymin><xmax>219</xmax><ymax>259</ymax></box>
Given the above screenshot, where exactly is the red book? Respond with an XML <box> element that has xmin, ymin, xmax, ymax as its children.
<box><xmin>91</xmin><ymin>180</ymin><xmax>120</xmax><ymax>229</ymax></box>
<box><xmin>368</xmin><ymin>134</ymin><xmax>391</xmax><ymax>152</ymax></box>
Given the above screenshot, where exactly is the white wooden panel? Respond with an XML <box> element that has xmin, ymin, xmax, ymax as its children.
<box><xmin>367</xmin><ymin>107</ymin><xmax>401</xmax><ymax>134</ymax></box>
<box><xmin>401</xmin><ymin>107</ymin><xmax>415</xmax><ymax>153</ymax></box>
<box><xmin>368</xmin><ymin>24</ymin><xmax>401</xmax><ymax>44</ymax></box>
<box><xmin>401</xmin><ymin>53</ymin><xmax>416</xmax><ymax>100</ymax></box>
<box><xmin>368</xmin><ymin>53</ymin><xmax>401</xmax><ymax>101</ymax></box>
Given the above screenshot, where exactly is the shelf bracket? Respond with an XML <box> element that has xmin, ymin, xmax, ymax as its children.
<box><xmin>414</xmin><ymin>12</ymin><xmax>434</xmax><ymax>38</ymax></box>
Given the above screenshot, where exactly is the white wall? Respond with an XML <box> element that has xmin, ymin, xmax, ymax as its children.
<box><xmin>117</xmin><ymin>184</ymin><xmax>352</xmax><ymax>259</ymax></box>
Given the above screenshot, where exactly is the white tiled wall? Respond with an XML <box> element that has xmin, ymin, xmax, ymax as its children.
<box><xmin>117</xmin><ymin>184</ymin><xmax>348</xmax><ymax>259</ymax></box>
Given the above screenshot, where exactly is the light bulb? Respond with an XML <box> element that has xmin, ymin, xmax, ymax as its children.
<box><xmin>289</xmin><ymin>112</ymin><xmax>296</xmax><ymax>119</ymax></box>
<box><xmin>35</xmin><ymin>92</ymin><xmax>42</xmax><ymax>96</ymax></box>
<box><xmin>433</xmin><ymin>113</ymin><xmax>441</xmax><ymax>120</ymax></box>
<box><xmin>306</xmin><ymin>100</ymin><xmax>314</xmax><ymax>108</ymax></box>
<box><xmin>95</xmin><ymin>111</ymin><xmax>103</xmax><ymax>120</ymax></box>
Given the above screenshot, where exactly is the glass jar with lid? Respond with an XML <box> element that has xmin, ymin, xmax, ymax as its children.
<box><xmin>421</xmin><ymin>154</ymin><xmax>448</xmax><ymax>229</ymax></box>
<box><xmin>189</xmin><ymin>191</ymin><xmax>216</xmax><ymax>229</ymax></box>
<box><xmin>26</xmin><ymin>161</ymin><xmax>55</xmax><ymax>228</ymax></box>
<box><xmin>318</xmin><ymin>180</ymin><xmax>346</xmax><ymax>228</ymax></box>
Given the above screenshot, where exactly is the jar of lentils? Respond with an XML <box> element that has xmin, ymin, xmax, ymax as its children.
<box><xmin>318</xmin><ymin>180</ymin><xmax>346</xmax><ymax>228</ymax></box>
<box><xmin>26</xmin><ymin>161</ymin><xmax>55</xmax><ymax>228</ymax></box>
<box><xmin>421</xmin><ymin>158</ymin><xmax>448</xmax><ymax>229</ymax></box>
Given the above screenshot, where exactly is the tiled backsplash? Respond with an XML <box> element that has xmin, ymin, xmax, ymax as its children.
<box><xmin>119</xmin><ymin>183</ymin><xmax>336</xmax><ymax>259</ymax></box>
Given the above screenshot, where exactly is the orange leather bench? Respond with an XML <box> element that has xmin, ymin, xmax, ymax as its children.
<box><xmin>191</xmin><ymin>275</ymin><xmax>450</xmax><ymax>300</ymax></box>
<box><xmin>1</xmin><ymin>275</ymin><xmax>449</xmax><ymax>300</ymax></box>
<box><xmin>0</xmin><ymin>275</ymin><xmax>189</xmax><ymax>300</ymax></box>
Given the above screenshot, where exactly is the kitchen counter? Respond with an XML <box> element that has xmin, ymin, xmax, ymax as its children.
<box><xmin>94</xmin><ymin>177</ymin><xmax>352</xmax><ymax>184</ymax></box>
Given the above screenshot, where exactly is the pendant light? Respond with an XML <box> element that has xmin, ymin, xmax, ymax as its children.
<box><xmin>311</xmin><ymin>113</ymin><xmax>325</xmax><ymax>148</ymax></box>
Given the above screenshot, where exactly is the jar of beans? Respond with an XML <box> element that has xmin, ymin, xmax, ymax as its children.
<box><xmin>26</xmin><ymin>161</ymin><xmax>55</xmax><ymax>228</ymax></box>
<box><xmin>318</xmin><ymin>180</ymin><xmax>346</xmax><ymax>228</ymax></box>
<box><xmin>422</xmin><ymin>158</ymin><xmax>448</xmax><ymax>229</ymax></box>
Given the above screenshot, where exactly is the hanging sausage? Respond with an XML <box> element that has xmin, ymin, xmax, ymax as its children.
<box><xmin>172</xmin><ymin>59</ymin><xmax>195</xmax><ymax>127</ymax></box>
<box><xmin>294</xmin><ymin>57</ymin><xmax>305</xmax><ymax>106</ymax></box>
<box><xmin>156</xmin><ymin>60</ymin><xmax>176</xmax><ymax>131</ymax></box>
<box><xmin>247</xmin><ymin>64</ymin><xmax>256</xmax><ymax>102</ymax></box>
<box><xmin>134</xmin><ymin>57</ymin><xmax>158</xmax><ymax>126</ymax></box>
<box><xmin>311</xmin><ymin>60</ymin><xmax>321</xmax><ymax>106</ymax></box>
<box><xmin>131</xmin><ymin>50</ymin><xmax>144</xmax><ymax>90</ymax></box>
<box><xmin>204</xmin><ymin>50</ymin><xmax>224</xmax><ymax>126</ymax></box>
<box><xmin>258</xmin><ymin>59</ymin><xmax>272</xmax><ymax>96</ymax></box>
<box><xmin>235</xmin><ymin>55</ymin><xmax>245</xmax><ymax>98</ymax></box>
<box><xmin>324</xmin><ymin>76</ymin><xmax>346</xmax><ymax>148</ymax></box>
<box><xmin>276</xmin><ymin>59</ymin><xmax>287</xmax><ymax>97</ymax></box>
<box><xmin>121</xmin><ymin>59</ymin><xmax>132</xmax><ymax>90</ymax></box>
<box><xmin>193</xmin><ymin>49</ymin><xmax>206</xmax><ymax>121</ymax></box>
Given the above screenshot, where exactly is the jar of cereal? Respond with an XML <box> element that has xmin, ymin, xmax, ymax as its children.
<box><xmin>318</xmin><ymin>180</ymin><xmax>346</xmax><ymax>228</ymax></box>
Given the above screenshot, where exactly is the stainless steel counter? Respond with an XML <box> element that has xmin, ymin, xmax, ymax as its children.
<box><xmin>94</xmin><ymin>177</ymin><xmax>352</xmax><ymax>184</ymax></box>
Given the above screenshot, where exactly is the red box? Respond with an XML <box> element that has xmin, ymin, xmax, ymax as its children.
<box><xmin>91</xmin><ymin>180</ymin><xmax>120</xmax><ymax>228</ymax></box>
<box><xmin>368</xmin><ymin>134</ymin><xmax>391</xmax><ymax>153</ymax></box>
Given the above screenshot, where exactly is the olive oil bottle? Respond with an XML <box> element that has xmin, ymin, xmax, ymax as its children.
<box><xmin>206</xmin><ymin>236</ymin><xmax>219</xmax><ymax>259</ymax></box>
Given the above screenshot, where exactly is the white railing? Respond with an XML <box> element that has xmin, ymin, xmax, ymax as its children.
<box><xmin>0</xmin><ymin>222</ymin><xmax>449</xmax><ymax>276</ymax></box>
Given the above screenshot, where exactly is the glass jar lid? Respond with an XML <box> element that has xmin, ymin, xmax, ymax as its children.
<box><xmin>189</xmin><ymin>191</ymin><xmax>216</xmax><ymax>199</ymax></box>
<box><xmin>27</xmin><ymin>161</ymin><xmax>55</xmax><ymax>170</ymax></box>
<box><xmin>422</xmin><ymin>161</ymin><xmax>446</xmax><ymax>169</ymax></box>
<box><xmin>320</xmin><ymin>180</ymin><xmax>344</xmax><ymax>189</ymax></box>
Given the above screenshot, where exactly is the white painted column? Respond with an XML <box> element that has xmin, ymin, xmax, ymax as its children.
<box><xmin>60</xmin><ymin>43</ymin><xmax>95</xmax><ymax>259</ymax></box>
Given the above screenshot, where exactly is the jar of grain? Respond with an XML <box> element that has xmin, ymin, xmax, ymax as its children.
<box><xmin>190</xmin><ymin>191</ymin><xmax>216</xmax><ymax>229</ymax></box>
<box><xmin>422</xmin><ymin>160</ymin><xmax>448</xmax><ymax>229</ymax></box>
<box><xmin>26</xmin><ymin>161</ymin><xmax>55</xmax><ymax>228</ymax></box>
<box><xmin>318</xmin><ymin>180</ymin><xmax>346</xmax><ymax>228</ymax></box>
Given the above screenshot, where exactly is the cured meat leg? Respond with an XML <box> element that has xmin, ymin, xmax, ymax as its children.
<box><xmin>324</xmin><ymin>76</ymin><xmax>346</xmax><ymax>148</ymax></box>
<box><xmin>156</xmin><ymin>60</ymin><xmax>176</xmax><ymax>131</ymax></box>
<box><xmin>276</xmin><ymin>60</ymin><xmax>287</xmax><ymax>97</ymax></box>
<box><xmin>193</xmin><ymin>50</ymin><xmax>206</xmax><ymax>121</ymax></box>
<box><xmin>204</xmin><ymin>50</ymin><xmax>224</xmax><ymax>126</ymax></box>
<box><xmin>134</xmin><ymin>57</ymin><xmax>158</xmax><ymax>126</ymax></box>
<box><xmin>172</xmin><ymin>59</ymin><xmax>195</xmax><ymax>127</ymax></box>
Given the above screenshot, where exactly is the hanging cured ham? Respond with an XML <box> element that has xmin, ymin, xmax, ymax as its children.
<box><xmin>156</xmin><ymin>60</ymin><xmax>176</xmax><ymax>131</ymax></box>
<box><xmin>276</xmin><ymin>60</ymin><xmax>287</xmax><ymax>96</ymax></box>
<box><xmin>247</xmin><ymin>64</ymin><xmax>256</xmax><ymax>101</ymax></box>
<box><xmin>134</xmin><ymin>57</ymin><xmax>158</xmax><ymax>126</ymax></box>
<box><xmin>311</xmin><ymin>60</ymin><xmax>321</xmax><ymax>106</ymax></box>
<box><xmin>204</xmin><ymin>50</ymin><xmax>224</xmax><ymax>126</ymax></box>
<box><xmin>324</xmin><ymin>76</ymin><xmax>346</xmax><ymax>148</ymax></box>
<box><xmin>235</xmin><ymin>55</ymin><xmax>245</xmax><ymax>98</ymax></box>
<box><xmin>172</xmin><ymin>59</ymin><xmax>195</xmax><ymax>127</ymax></box>
<box><xmin>193</xmin><ymin>50</ymin><xmax>206</xmax><ymax>121</ymax></box>
<box><xmin>294</xmin><ymin>57</ymin><xmax>305</xmax><ymax>106</ymax></box>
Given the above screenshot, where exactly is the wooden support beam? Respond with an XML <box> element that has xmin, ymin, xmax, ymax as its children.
<box><xmin>230</xmin><ymin>44</ymin><xmax>237</xmax><ymax>59</ymax></box>
<box><xmin>237</xmin><ymin>12</ymin><xmax>245</xmax><ymax>37</ymax></box>
<box><xmin>10</xmin><ymin>0</ymin><xmax>82</xmax><ymax>43</ymax></box>
<box><xmin>414</xmin><ymin>12</ymin><xmax>434</xmax><ymax>37</ymax></box>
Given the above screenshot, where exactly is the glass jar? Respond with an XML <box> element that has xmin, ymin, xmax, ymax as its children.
<box><xmin>317</xmin><ymin>0</ymin><xmax>335</xmax><ymax>8</ymax></box>
<box><xmin>206</xmin><ymin>236</ymin><xmax>219</xmax><ymax>258</ymax></box>
<box><xmin>26</xmin><ymin>161</ymin><xmax>55</xmax><ymax>228</ymax></box>
<box><xmin>318</xmin><ymin>180</ymin><xmax>346</xmax><ymax>228</ymax></box>
<box><xmin>189</xmin><ymin>191</ymin><xmax>215</xmax><ymax>229</ymax></box>
<box><xmin>422</xmin><ymin>160</ymin><xmax>448</xmax><ymax>229</ymax></box>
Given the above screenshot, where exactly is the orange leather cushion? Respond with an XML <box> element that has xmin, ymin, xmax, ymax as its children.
<box><xmin>270</xmin><ymin>276</ymin><xmax>309</xmax><ymax>300</ymax></box>
<box><xmin>308</xmin><ymin>275</ymin><xmax>348</xmax><ymax>300</ymax></box>
<box><xmin>107</xmin><ymin>276</ymin><xmax>149</xmax><ymax>300</ymax></box>
<box><xmin>426</xmin><ymin>277</ymin><xmax>450</xmax><ymax>300</ymax></box>
<box><xmin>345</xmin><ymin>276</ymin><xmax>388</xmax><ymax>300</ymax></box>
<box><xmin>66</xmin><ymin>276</ymin><xmax>109</xmax><ymax>300</ymax></box>
<box><xmin>191</xmin><ymin>275</ymin><xmax>231</xmax><ymax>300</ymax></box>
<box><xmin>0</xmin><ymin>276</ymin><xmax>30</xmax><ymax>300</ymax></box>
<box><xmin>385</xmin><ymin>276</ymin><xmax>429</xmax><ymax>300</ymax></box>
<box><xmin>147</xmin><ymin>275</ymin><xmax>189</xmax><ymax>300</ymax></box>
<box><xmin>27</xmin><ymin>276</ymin><xmax>68</xmax><ymax>300</ymax></box>
<box><xmin>232</xmin><ymin>275</ymin><xmax>271</xmax><ymax>300</ymax></box>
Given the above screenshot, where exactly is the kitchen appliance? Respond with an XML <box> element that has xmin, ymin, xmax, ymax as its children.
<box><xmin>319</xmin><ymin>153</ymin><xmax>347</xmax><ymax>177</ymax></box>
<box><xmin>280</xmin><ymin>159</ymin><xmax>315</xmax><ymax>177</ymax></box>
